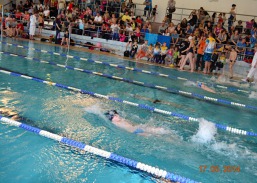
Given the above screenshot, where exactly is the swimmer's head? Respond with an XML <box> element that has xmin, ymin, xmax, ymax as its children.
<box><xmin>104</xmin><ymin>110</ymin><xmax>118</xmax><ymax>121</ymax></box>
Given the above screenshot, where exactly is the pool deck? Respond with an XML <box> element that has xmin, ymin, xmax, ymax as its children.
<box><xmin>5</xmin><ymin>36</ymin><xmax>244</xmax><ymax>81</ymax></box>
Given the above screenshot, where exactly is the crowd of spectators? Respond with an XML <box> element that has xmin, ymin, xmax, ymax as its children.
<box><xmin>0</xmin><ymin>1</ymin><xmax>257</xmax><ymax>78</ymax></box>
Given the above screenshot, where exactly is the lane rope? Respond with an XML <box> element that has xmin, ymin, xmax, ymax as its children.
<box><xmin>0</xmin><ymin>67</ymin><xmax>256</xmax><ymax>137</ymax></box>
<box><xmin>1</xmin><ymin>50</ymin><xmax>257</xmax><ymax>111</ymax></box>
<box><xmin>0</xmin><ymin>41</ymin><xmax>252</xmax><ymax>94</ymax></box>
<box><xmin>0</xmin><ymin>115</ymin><xmax>198</xmax><ymax>183</ymax></box>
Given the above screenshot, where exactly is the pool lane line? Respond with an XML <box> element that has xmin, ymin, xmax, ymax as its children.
<box><xmin>0</xmin><ymin>41</ymin><xmax>251</xmax><ymax>95</ymax></box>
<box><xmin>0</xmin><ymin>116</ymin><xmax>198</xmax><ymax>183</ymax></box>
<box><xmin>0</xmin><ymin>67</ymin><xmax>257</xmax><ymax>137</ymax></box>
<box><xmin>1</xmin><ymin>51</ymin><xmax>257</xmax><ymax>112</ymax></box>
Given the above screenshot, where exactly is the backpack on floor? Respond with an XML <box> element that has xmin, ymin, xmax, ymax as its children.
<box><xmin>124</xmin><ymin>50</ymin><xmax>129</xmax><ymax>57</ymax></box>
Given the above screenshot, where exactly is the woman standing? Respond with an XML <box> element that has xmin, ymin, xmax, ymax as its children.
<box><xmin>179</xmin><ymin>36</ymin><xmax>195</xmax><ymax>72</ymax></box>
<box><xmin>29</xmin><ymin>11</ymin><xmax>37</xmax><ymax>40</ymax></box>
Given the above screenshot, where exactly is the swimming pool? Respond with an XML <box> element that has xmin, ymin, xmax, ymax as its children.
<box><xmin>0</xmin><ymin>38</ymin><xmax>257</xmax><ymax>183</ymax></box>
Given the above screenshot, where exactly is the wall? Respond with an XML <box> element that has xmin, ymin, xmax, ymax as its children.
<box><xmin>133</xmin><ymin>0</ymin><xmax>257</xmax><ymax>23</ymax></box>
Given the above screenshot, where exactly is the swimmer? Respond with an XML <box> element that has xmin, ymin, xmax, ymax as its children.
<box><xmin>104</xmin><ymin>110</ymin><xmax>168</xmax><ymax>136</ymax></box>
<box><xmin>197</xmin><ymin>82</ymin><xmax>216</xmax><ymax>93</ymax></box>
<box><xmin>185</xmin><ymin>81</ymin><xmax>216</xmax><ymax>93</ymax></box>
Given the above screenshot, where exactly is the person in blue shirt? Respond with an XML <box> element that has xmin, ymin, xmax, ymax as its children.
<box><xmin>143</xmin><ymin>0</ymin><xmax>152</xmax><ymax>18</ymax></box>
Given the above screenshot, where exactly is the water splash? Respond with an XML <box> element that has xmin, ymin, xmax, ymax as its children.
<box><xmin>191</xmin><ymin>118</ymin><xmax>217</xmax><ymax>144</ymax></box>
<box><xmin>249</xmin><ymin>91</ymin><xmax>257</xmax><ymax>99</ymax></box>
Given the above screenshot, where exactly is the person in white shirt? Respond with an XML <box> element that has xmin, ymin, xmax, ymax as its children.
<box><xmin>111</xmin><ymin>21</ymin><xmax>120</xmax><ymax>40</ymax></box>
<box><xmin>29</xmin><ymin>11</ymin><xmax>37</xmax><ymax>40</ymax></box>
<box><xmin>245</xmin><ymin>48</ymin><xmax>257</xmax><ymax>83</ymax></box>
<box><xmin>58</xmin><ymin>0</ymin><xmax>66</xmax><ymax>15</ymax></box>
<box><xmin>94</xmin><ymin>13</ymin><xmax>102</xmax><ymax>25</ymax></box>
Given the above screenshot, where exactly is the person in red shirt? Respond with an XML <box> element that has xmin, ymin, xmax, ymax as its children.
<box><xmin>67</xmin><ymin>1</ymin><xmax>74</xmax><ymax>11</ymax></box>
<box><xmin>15</xmin><ymin>10</ymin><xmax>23</xmax><ymax>20</ymax></box>
<box><xmin>15</xmin><ymin>21</ymin><xmax>24</xmax><ymax>37</ymax></box>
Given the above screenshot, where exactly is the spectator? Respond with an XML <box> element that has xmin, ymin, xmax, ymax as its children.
<box><xmin>158</xmin><ymin>22</ymin><xmax>167</xmax><ymax>34</ymax></box>
<box><xmin>143</xmin><ymin>0</ymin><xmax>152</xmax><ymax>18</ymax></box>
<box><xmin>196</xmin><ymin>34</ymin><xmax>206</xmax><ymax>71</ymax></box>
<box><xmin>178</xmin><ymin>37</ymin><xmax>189</xmax><ymax>67</ymax></box>
<box><xmin>55</xmin><ymin>15</ymin><xmax>62</xmax><ymax>44</ymax></box>
<box><xmin>188</xmin><ymin>10</ymin><xmax>198</xmax><ymax>28</ymax></box>
<box><xmin>167</xmin><ymin>22</ymin><xmax>175</xmax><ymax>34</ymax></box>
<box><xmin>228</xmin><ymin>4</ymin><xmax>236</xmax><ymax>33</ymax></box>
<box><xmin>111</xmin><ymin>20</ymin><xmax>120</xmax><ymax>40</ymax></box>
<box><xmin>171</xmin><ymin>30</ymin><xmax>179</xmax><ymax>45</ymax></box>
<box><xmin>163</xmin><ymin>28</ymin><xmax>170</xmax><ymax>36</ymax></box>
<box><xmin>29</xmin><ymin>11</ymin><xmax>37</xmax><ymax>40</ymax></box>
<box><xmin>235</xmin><ymin>20</ymin><xmax>243</xmax><ymax>34</ymax></box>
<box><xmin>119</xmin><ymin>30</ymin><xmax>126</xmax><ymax>42</ymax></box>
<box><xmin>175</xmin><ymin>23</ymin><xmax>183</xmax><ymax>37</ymax></box>
<box><xmin>230</xmin><ymin>30</ymin><xmax>240</xmax><ymax>45</ymax></box>
<box><xmin>58</xmin><ymin>0</ymin><xmax>66</xmax><ymax>15</ymax></box>
<box><xmin>165</xmin><ymin>46</ymin><xmax>174</xmax><ymax>66</ymax></box>
<box><xmin>122</xmin><ymin>11</ymin><xmax>131</xmax><ymax>22</ymax></box>
<box><xmin>151</xmin><ymin>5</ymin><xmax>158</xmax><ymax>22</ymax></box>
<box><xmin>146</xmin><ymin>44</ymin><xmax>154</xmax><ymax>61</ymax></box>
<box><xmin>167</xmin><ymin>0</ymin><xmax>176</xmax><ymax>22</ymax></box>
<box><xmin>184</xmin><ymin>24</ymin><xmax>193</xmax><ymax>36</ymax></box>
<box><xmin>180</xmin><ymin>18</ymin><xmax>187</xmax><ymax>30</ymax></box>
<box><xmin>43</xmin><ymin>6</ymin><xmax>50</xmax><ymax>18</ymax></box>
<box><xmin>159</xmin><ymin>42</ymin><xmax>168</xmax><ymax>64</ymax></box>
<box><xmin>216</xmin><ymin>30</ymin><xmax>227</xmax><ymax>44</ymax></box>
<box><xmin>94</xmin><ymin>12</ymin><xmax>103</xmax><ymax>26</ymax></box>
<box><xmin>136</xmin><ymin>40</ymin><xmax>148</xmax><ymax>60</ymax></box>
<box><xmin>153</xmin><ymin>44</ymin><xmax>161</xmax><ymax>63</ymax></box>
<box><xmin>203</xmin><ymin>32</ymin><xmax>216</xmax><ymax>74</ymax></box>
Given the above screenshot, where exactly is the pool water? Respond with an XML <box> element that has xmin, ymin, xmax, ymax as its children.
<box><xmin>0</xmin><ymin>38</ymin><xmax>257</xmax><ymax>183</ymax></box>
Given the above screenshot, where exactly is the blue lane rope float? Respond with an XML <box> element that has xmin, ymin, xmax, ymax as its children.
<box><xmin>0</xmin><ymin>41</ymin><xmax>251</xmax><ymax>95</ymax></box>
<box><xmin>1</xmin><ymin>51</ymin><xmax>257</xmax><ymax>112</ymax></box>
<box><xmin>0</xmin><ymin>68</ymin><xmax>256</xmax><ymax>137</ymax></box>
<box><xmin>0</xmin><ymin>116</ymin><xmax>197</xmax><ymax>183</ymax></box>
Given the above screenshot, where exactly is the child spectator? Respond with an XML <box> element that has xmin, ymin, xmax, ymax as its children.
<box><xmin>136</xmin><ymin>40</ymin><xmax>148</xmax><ymax>60</ymax></box>
<box><xmin>119</xmin><ymin>31</ymin><xmax>126</xmax><ymax>42</ymax></box>
<box><xmin>135</xmin><ymin>27</ymin><xmax>141</xmax><ymax>42</ymax></box>
<box><xmin>160</xmin><ymin>42</ymin><xmax>168</xmax><ymax>64</ymax></box>
<box><xmin>165</xmin><ymin>46</ymin><xmax>174</xmax><ymax>66</ymax></box>
<box><xmin>173</xmin><ymin>46</ymin><xmax>180</xmax><ymax>66</ymax></box>
<box><xmin>15</xmin><ymin>21</ymin><xmax>24</xmax><ymax>37</ymax></box>
<box><xmin>153</xmin><ymin>44</ymin><xmax>161</xmax><ymax>63</ymax></box>
<box><xmin>146</xmin><ymin>44</ymin><xmax>154</xmax><ymax>61</ymax></box>
<box><xmin>215</xmin><ymin>52</ymin><xmax>226</xmax><ymax>74</ymax></box>
<box><xmin>130</xmin><ymin>41</ymin><xmax>138</xmax><ymax>58</ymax></box>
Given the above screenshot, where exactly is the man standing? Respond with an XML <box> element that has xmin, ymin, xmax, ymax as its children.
<box><xmin>203</xmin><ymin>33</ymin><xmax>216</xmax><ymax>74</ymax></box>
<box><xmin>29</xmin><ymin>11</ymin><xmax>37</xmax><ymax>40</ymax></box>
<box><xmin>167</xmin><ymin>0</ymin><xmax>176</xmax><ymax>22</ymax></box>
<box><xmin>55</xmin><ymin>15</ymin><xmax>62</xmax><ymax>44</ymax></box>
<box><xmin>143</xmin><ymin>0</ymin><xmax>152</xmax><ymax>18</ymax></box>
<box><xmin>58</xmin><ymin>0</ymin><xmax>66</xmax><ymax>15</ymax></box>
<box><xmin>246</xmin><ymin>48</ymin><xmax>257</xmax><ymax>83</ymax></box>
<box><xmin>228</xmin><ymin>4</ymin><xmax>236</xmax><ymax>34</ymax></box>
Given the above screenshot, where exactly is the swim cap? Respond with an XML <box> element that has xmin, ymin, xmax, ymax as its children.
<box><xmin>104</xmin><ymin>110</ymin><xmax>118</xmax><ymax>121</ymax></box>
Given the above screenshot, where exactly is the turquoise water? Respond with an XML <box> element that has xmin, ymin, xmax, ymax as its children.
<box><xmin>0</xmin><ymin>38</ymin><xmax>257</xmax><ymax>183</ymax></box>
